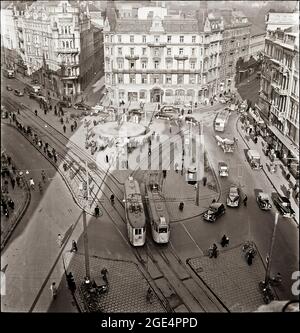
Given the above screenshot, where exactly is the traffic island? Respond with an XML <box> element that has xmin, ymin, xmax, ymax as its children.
<box><xmin>187</xmin><ymin>243</ymin><xmax>274</xmax><ymax>312</ymax></box>
<box><xmin>64</xmin><ymin>252</ymin><xmax>166</xmax><ymax>313</ymax></box>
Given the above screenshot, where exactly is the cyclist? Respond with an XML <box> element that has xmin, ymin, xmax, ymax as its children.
<box><xmin>41</xmin><ymin>170</ymin><xmax>46</xmax><ymax>182</ymax></box>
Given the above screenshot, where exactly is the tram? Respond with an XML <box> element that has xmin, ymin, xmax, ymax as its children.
<box><xmin>145</xmin><ymin>177</ymin><xmax>170</xmax><ymax>244</ymax></box>
<box><xmin>124</xmin><ymin>176</ymin><xmax>146</xmax><ymax>246</ymax></box>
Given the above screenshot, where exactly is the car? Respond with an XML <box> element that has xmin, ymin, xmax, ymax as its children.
<box><xmin>185</xmin><ymin>116</ymin><xmax>198</xmax><ymax>125</ymax></box>
<box><xmin>31</xmin><ymin>79</ymin><xmax>39</xmax><ymax>84</ymax></box>
<box><xmin>160</xmin><ymin>105</ymin><xmax>179</xmax><ymax>113</ymax></box>
<box><xmin>58</xmin><ymin>100</ymin><xmax>72</xmax><ymax>108</ymax></box>
<box><xmin>6</xmin><ymin>85</ymin><xmax>13</xmax><ymax>91</ymax></box>
<box><xmin>14</xmin><ymin>89</ymin><xmax>24</xmax><ymax>97</ymax></box>
<box><xmin>129</xmin><ymin>109</ymin><xmax>142</xmax><ymax>116</ymax></box>
<box><xmin>155</xmin><ymin>112</ymin><xmax>173</xmax><ymax>120</ymax></box>
<box><xmin>203</xmin><ymin>203</ymin><xmax>226</xmax><ymax>222</ymax></box>
<box><xmin>218</xmin><ymin>161</ymin><xmax>229</xmax><ymax>177</ymax></box>
<box><xmin>74</xmin><ymin>102</ymin><xmax>91</xmax><ymax>111</ymax></box>
<box><xmin>226</xmin><ymin>186</ymin><xmax>240</xmax><ymax>207</ymax></box>
<box><xmin>256</xmin><ymin>192</ymin><xmax>272</xmax><ymax>211</ymax></box>
<box><xmin>272</xmin><ymin>194</ymin><xmax>295</xmax><ymax>218</ymax></box>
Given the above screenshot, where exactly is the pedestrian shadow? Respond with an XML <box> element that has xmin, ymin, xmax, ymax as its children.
<box><xmin>62</xmin><ymin>224</ymin><xmax>73</xmax><ymax>247</ymax></box>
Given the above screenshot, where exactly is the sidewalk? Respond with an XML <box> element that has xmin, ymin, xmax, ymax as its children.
<box><xmin>187</xmin><ymin>243</ymin><xmax>270</xmax><ymax>312</ymax></box>
<box><xmin>1</xmin><ymin>158</ymin><xmax>30</xmax><ymax>250</ymax></box>
<box><xmin>64</xmin><ymin>252</ymin><xmax>166</xmax><ymax>312</ymax></box>
<box><xmin>236</xmin><ymin>117</ymin><xmax>299</xmax><ymax>225</ymax></box>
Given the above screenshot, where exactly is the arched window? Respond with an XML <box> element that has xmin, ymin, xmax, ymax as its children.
<box><xmin>66</xmin><ymin>41</ymin><xmax>69</xmax><ymax>48</ymax></box>
<box><xmin>65</xmin><ymin>27</ymin><xmax>68</xmax><ymax>34</ymax></box>
<box><xmin>68</xmin><ymin>68</ymin><xmax>71</xmax><ymax>77</ymax></box>
<box><xmin>62</xmin><ymin>41</ymin><xmax>65</xmax><ymax>48</ymax></box>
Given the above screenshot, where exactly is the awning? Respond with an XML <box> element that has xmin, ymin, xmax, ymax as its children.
<box><xmin>268</xmin><ymin>125</ymin><xmax>299</xmax><ymax>160</ymax></box>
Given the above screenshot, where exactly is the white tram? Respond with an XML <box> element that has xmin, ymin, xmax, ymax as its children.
<box><xmin>124</xmin><ymin>176</ymin><xmax>146</xmax><ymax>246</ymax></box>
<box><xmin>145</xmin><ymin>181</ymin><xmax>170</xmax><ymax>244</ymax></box>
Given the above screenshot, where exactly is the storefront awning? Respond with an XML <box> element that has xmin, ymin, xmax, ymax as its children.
<box><xmin>268</xmin><ymin>125</ymin><xmax>299</xmax><ymax>160</ymax></box>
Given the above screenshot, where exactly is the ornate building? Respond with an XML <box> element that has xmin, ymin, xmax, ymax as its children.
<box><xmin>103</xmin><ymin>2</ymin><xmax>223</xmax><ymax>105</ymax></box>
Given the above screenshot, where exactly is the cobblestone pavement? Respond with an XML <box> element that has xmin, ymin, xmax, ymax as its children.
<box><xmin>187</xmin><ymin>243</ymin><xmax>273</xmax><ymax>312</ymax></box>
<box><xmin>64</xmin><ymin>252</ymin><xmax>166</xmax><ymax>313</ymax></box>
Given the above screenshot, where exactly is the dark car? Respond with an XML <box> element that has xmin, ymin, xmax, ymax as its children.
<box><xmin>256</xmin><ymin>192</ymin><xmax>272</xmax><ymax>211</ymax></box>
<box><xmin>58</xmin><ymin>100</ymin><xmax>72</xmax><ymax>108</ymax></box>
<box><xmin>6</xmin><ymin>85</ymin><xmax>13</xmax><ymax>91</ymax></box>
<box><xmin>273</xmin><ymin>194</ymin><xmax>295</xmax><ymax>218</ymax></box>
<box><xmin>155</xmin><ymin>112</ymin><xmax>173</xmax><ymax>121</ymax></box>
<box><xmin>74</xmin><ymin>102</ymin><xmax>91</xmax><ymax>111</ymax></box>
<box><xmin>14</xmin><ymin>89</ymin><xmax>24</xmax><ymax>97</ymax></box>
<box><xmin>203</xmin><ymin>203</ymin><xmax>226</xmax><ymax>222</ymax></box>
<box><xmin>185</xmin><ymin>116</ymin><xmax>198</xmax><ymax>125</ymax></box>
<box><xmin>129</xmin><ymin>109</ymin><xmax>142</xmax><ymax>116</ymax></box>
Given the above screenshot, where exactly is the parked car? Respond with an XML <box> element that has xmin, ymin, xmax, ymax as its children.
<box><xmin>272</xmin><ymin>194</ymin><xmax>295</xmax><ymax>218</ymax></box>
<box><xmin>185</xmin><ymin>116</ymin><xmax>198</xmax><ymax>125</ymax></box>
<box><xmin>218</xmin><ymin>161</ymin><xmax>229</xmax><ymax>177</ymax></box>
<box><xmin>256</xmin><ymin>192</ymin><xmax>272</xmax><ymax>211</ymax></box>
<box><xmin>128</xmin><ymin>109</ymin><xmax>142</xmax><ymax>116</ymax></box>
<box><xmin>14</xmin><ymin>89</ymin><xmax>24</xmax><ymax>97</ymax></box>
<box><xmin>161</xmin><ymin>105</ymin><xmax>179</xmax><ymax>113</ymax></box>
<box><xmin>247</xmin><ymin>149</ymin><xmax>262</xmax><ymax>170</ymax></box>
<box><xmin>74</xmin><ymin>102</ymin><xmax>91</xmax><ymax>111</ymax></box>
<box><xmin>155</xmin><ymin>112</ymin><xmax>173</xmax><ymax>121</ymax></box>
<box><xmin>226</xmin><ymin>186</ymin><xmax>240</xmax><ymax>207</ymax></box>
<box><xmin>203</xmin><ymin>203</ymin><xmax>226</xmax><ymax>222</ymax></box>
<box><xmin>58</xmin><ymin>100</ymin><xmax>72</xmax><ymax>108</ymax></box>
<box><xmin>6</xmin><ymin>85</ymin><xmax>13</xmax><ymax>91</ymax></box>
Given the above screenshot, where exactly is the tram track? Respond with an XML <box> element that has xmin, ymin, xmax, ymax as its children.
<box><xmin>3</xmin><ymin>95</ymin><xmax>227</xmax><ymax>312</ymax></box>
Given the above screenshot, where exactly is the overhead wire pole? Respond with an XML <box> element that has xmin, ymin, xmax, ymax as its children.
<box><xmin>83</xmin><ymin>161</ymin><xmax>90</xmax><ymax>280</ymax></box>
<box><xmin>196</xmin><ymin>121</ymin><xmax>203</xmax><ymax>206</ymax></box>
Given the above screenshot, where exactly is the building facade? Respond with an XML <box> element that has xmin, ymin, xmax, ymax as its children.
<box><xmin>249</xmin><ymin>32</ymin><xmax>265</xmax><ymax>60</ymax></box>
<box><xmin>103</xmin><ymin>3</ymin><xmax>223</xmax><ymax>105</ymax></box>
<box><xmin>218</xmin><ymin>9</ymin><xmax>251</xmax><ymax>92</ymax></box>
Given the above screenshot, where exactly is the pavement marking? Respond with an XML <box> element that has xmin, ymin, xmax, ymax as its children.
<box><xmin>180</xmin><ymin>222</ymin><xmax>204</xmax><ymax>255</ymax></box>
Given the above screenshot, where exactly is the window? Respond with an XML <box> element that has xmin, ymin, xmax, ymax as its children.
<box><xmin>189</xmin><ymin>74</ymin><xmax>196</xmax><ymax>84</ymax></box>
<box><xmin>180</xmin><ymin>36</ymin><xmax>184</xmax><ymax>43</ymax></box>
<box><xmin>167</xmin><ymin>35</ymin><xmax>171</xmax><ymax>43</ymax></box>
<box><xmin>130</xmin><ymin>35</ymin><xmax>134</xmax><ymax>43</ymax></box>
<box><xmin>179</xmin><ymin>48</ymin><xmax>183</xmax><ymax>55</ymax></box>
<box><xmin>105</xmin><ymin>35</ymin><xmax>109</xmax><ymax>43</ymax></box>
<box><xmin>154</xmin><ymin>76</ymin><xmax>160</xmax><ymax>84</ymax></box>
<box><xmin>166</xmin><ymin>60</ymin><xmax>172</xmax><ymax>69</ymax></box>
<box><xmin>167</xmin><ymin>48</ymin><xmax>171</xmax><ymax>56</ymax></box>
<box><xmin>191</xmin><ymin>48</ymin><xmax>195</xmax><ymax>56</ymax></box>
<box><xmin>118</xmin><ymin>35</ymin><xmax>122</xmax><ymax>43</ymax></box>
<box><xmin>129</xmin><ymin>74</ymin><xmax>136</xmax><ymax>84</ymax></box>
<box><xmin>142</xmin><ymin>35</ymin><xmax>146</xmax><ymax>43</ymax></box>
<box><xmin>119</xmin><ymin>91</ymin><xmax>125</xmax><ymax>99</ymax></box>
<box><xmin>141</xmin><ymin>75</ymin><xmax>147</xmax><ymax>84</ymax></box>
<box><xmin>141</xmin><ymin>61</ymin><xmax>147</xmax><ymax>69</ymax></box>
<box><xmin>166</xmin><ymin>75</ymin><xmax>172</xmax><ymax>84</ymax></box>
<box><xmin>154</xmin><ymin>48</ymin><xmax>159</xmax><ymax>56</ymax></box>
<box><xmin>118</xmin><ymin>74</ymin><xmax>124</xmax><ymax>84</ymax></box>
<box><xmin>118</xmin><ymin>60</ymin><xmax>123</xmax><ymax>69</ymax></box>
<box><xmin>178</xmin><ymin>60</ymin><xmax>184</xmax><ymax>70</ymax></box>
<box><xmin>140</xmin><ymin>91</ymin><xmax>146</xmax><ymax>99</ymax></box>
<box><xmin>190</xmin><ymin>62</ymin><xmax>195</xmax><ymax>69</ymax></box>
<box><xmin>154</xmin><ymin>35</ymin><xmax>160</xmax><ymax>43</ymax></box>
<box><xmin>142</xmin><ymin>48</ymin><xmax>146</xmax><ymax>55</ymax></box>
<box><xmin>68</xmin><ymin>26</ymin><xmax>71</xmax><ymax>34</ymax></box>
<box><xmin>177</xmin><ymin>74</ymin><xmax>183</xmax><ymax>84</ymax></box>
<box><xmin>192</xmin><ymin>36</ymin><xmax>196</xmax><ymax>43</ymax></box>
<box><xmin>154</xmin><ymin>61</ymin><xmax>159</xmax><ymax>69</ymax></box>
<box><xmin>130</xmin><ymin>61</ymin><xmax>135</xmax><ymax>69</ymax></box>
<box><xmin>130</xmin><ymin>48</ymin><xmax>134</xmax><ymax>56</ymax></box>
<box><xmin>118</xmin><ymin>47</ymin><xmax>122</xmax><ymax>56</ymax></box>
<box><xmin>105</xmin><ymin>46</ymin><xmax>109</xmax><ymax>55</ymax></box>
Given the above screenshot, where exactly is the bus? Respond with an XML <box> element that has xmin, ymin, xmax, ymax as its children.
<box><xmin>214</xmin><ymin>110</ymin><xmax>230</xmax><ymax>132</ymax></box>
<box><xmin>124</xmin><ymin>177</ymin><xmax>146</xmax><ymax>246</ymax></box>
<box><xmin>145</xmin><ymin>176</ymin><xmax>170</xmax><ymax>244</ymax></box>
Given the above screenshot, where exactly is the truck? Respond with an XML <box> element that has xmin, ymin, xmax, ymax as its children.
<box><xmin>247</xmin><ymin>150</ymin><xmax>263</xmax><ymax>170</ymax></box>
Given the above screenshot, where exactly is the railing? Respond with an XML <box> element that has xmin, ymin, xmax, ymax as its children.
<box><xmin>174</xmin><ymin>55</ymin><xmax>188</xmax><ymax>60</ymax></box>
<box><xmin>125</xmin><ymin>54</ymin><xmax>139</xmax><ymax>60</ymax></box>
<box><xmin>57</xmin><ymin>47</ymin><xmax>79</xmax><ymax>53</ymax></box>
<box><xmin>147</xmin><ymin>42</ymin><xmax>166</xmax><ymax>47</ymax></box>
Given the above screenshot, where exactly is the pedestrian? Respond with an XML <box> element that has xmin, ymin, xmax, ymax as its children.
<box><xmin>8</xmin><ymin>199</ymin><xmax>15</xmax><ymax>210</ymax></box>
<box><xmin>57</xmin><ymin>234</ymin><xmax>63</xmax><ymax>247</ymax></box>
<box><xmin>94</xmin><ymin>204</ymin><xmax>100</xmax><ymax>217</ymax></box>
<box><xmin>70</xmin><ymin>124</ymin><xmax>74</xmax><ymax>132</ymax></box>
<box><xmin>11</xmin><ymin>177</ymin><xmax>15</xmax><ymax>190</ymax></box>
<box><xmin>202</xmin><ymin>176</ymin><xmax>207</xmax><ymax>187</ymax></box>
<box><xmin>29</xmin><ymin>178</ymin><xmax>35</xmax><ymax>190</ymax></box>
<box><xmin>50</xmin><ymin>282</ymin><xmax>58</xmax><ymax>300</ymax></box>
<box><xmin>54</xmin><ymin>108</ymin><xmax>57</xmax><ymax>116</ymax></box>
<box><xmin>7</xmin><ymin>155</ymin><xmax>11</xmax><ymax>165</ymax></box>
<box><xmin>17</xmin><ymin>108</ymin><xmax>20</xmax><ymax>115</ymax></box>
<box><xmin>211</xmin><ymin>243</ymin><xmax>218</xmax><ymax>258</ymax></box>
<box><xmin>60</xmin><ymin>117</ymin><xmax>64</xmax><ymax>125</ymax></box>
<box><xmin>66</xmin><ymin>272</ymin><xmax>76</xmax><ymax>293</ymax></box>
<box><xmin>247</xmin><ymin>251</ymin><xmax>254</xmax><ymax>265</ymax></box>
<box><xmin>101</xmin><ymin>267</ymin><xmax>108</xmax><ymax>284</ymax></box>
<box><xmin>53</xmin><ymin>154</ymin><xmax>57</xmax><ymax>163</ymax></box>
<box><xmin>35</xmin><ymin>110</ymin><xmax>38</xmax><ymax>116</ymax></box>
<box><xmin>243</xmin><ymin>195</ymin><xmax>247</xmax><ymax>206</ymax></box>
<box><xmin>254</xmin><ymin>136</ymin><xmax>258</xmax><ymax>144</ymax></box>
<box><xmin>106</xmin><ymin>155</ymin><xmax>109</xmax><ymax>163</ymax></box>
<box><xmin>16</xmin><ymin>175</ymin><xmax>21</xmax><ymax>187</ymax></box>
<box><xmin>286</xmin><ymin>173</ymin><xmax>291</xmax><ymax>181</ymax></box>
<box><xmin>74</xmin><ymin>120</ymin><xmax>77</xmax><ymax>129</ymax></box>
<box><xmin>212</xmin><ymin>198</ymin><xmax>216</xmax><ymax>203</ymax></box>
<box><xmin>44</xmin><ymin>108</ymin><xmax>47</xmax><ymax>115</ymax></box>
<box><xmin>71</xmin><ymin>240</ymin><xmax>78</xmax><ymax>252</ymax></box>
<box><xmin>63</xmin><ymin>124</ymin><xmax>66</xmax><ymax>133</ymax></box>
<box><xmin>221</xmin><ymin>235</ymin><xmax>229</xmax><ymax>247</ymax></box>
<box><xmin>179</xmin><ymin>202</ymin><xmax>184</xmax><ymax>211</ymax></box>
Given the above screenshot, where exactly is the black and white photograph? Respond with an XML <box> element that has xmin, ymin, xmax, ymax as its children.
<box><xmin>0</xmin><ymin>0</ymin><xmax>299</xmax><ymax>321</ymax></box>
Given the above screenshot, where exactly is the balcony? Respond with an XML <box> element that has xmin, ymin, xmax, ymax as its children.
<box><xmin>271</xmin><ymin>82</ymin><xmax>288</xmax><ymax>95</ymax></box>
<box><xmin>174</xmin><ymin>54</ymin><xmax>188</xmax><ymax>60</ymax></box>
<box><xmin>147</xmin><ymin>42</ymin><xmax>166</xmax><ymax>48</ymax></box>
<box><xmin>57</xmin><ymin>48</ymin><xmax>79</xmax><ymax>54</ymax></box>
<box><xmin>125</xmin><ymin>54</ymin><xmax>139</xmax><ymax>60</ymax></box>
